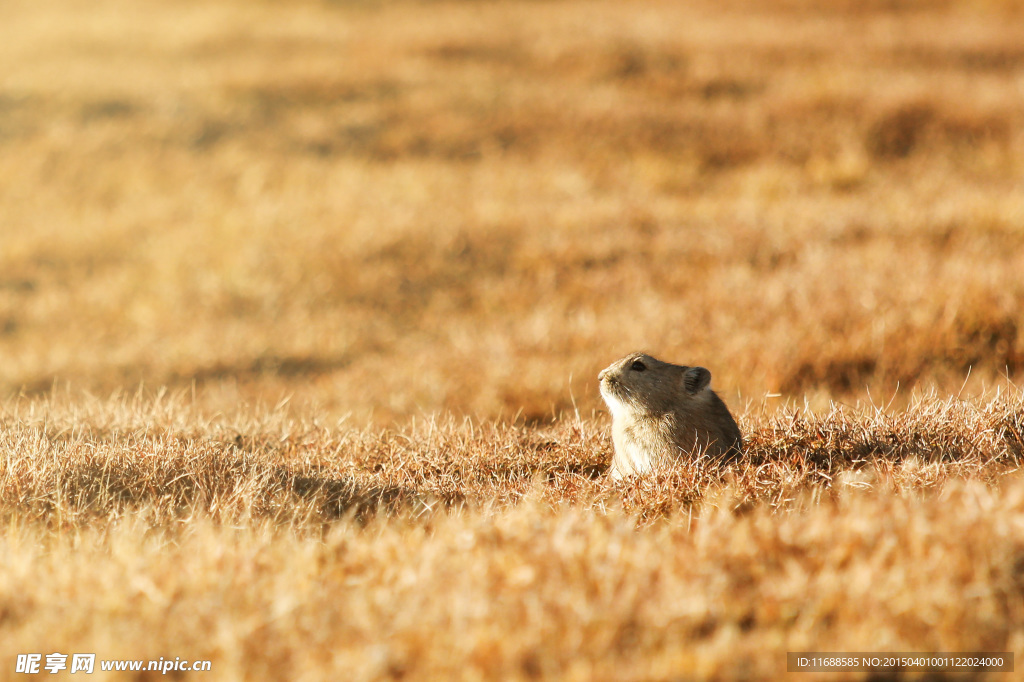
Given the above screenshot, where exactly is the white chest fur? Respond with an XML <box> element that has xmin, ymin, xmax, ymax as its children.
<box><xmin>606</xmin><ymin>404</ymin><xmax>671</xmax><ymax>479</ymax></box>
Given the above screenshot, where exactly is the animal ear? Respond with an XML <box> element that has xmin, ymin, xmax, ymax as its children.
<box><xmin>682</xmin><ymin>367</ymin><xmax>711</xmax><ymax>394</ymax></box>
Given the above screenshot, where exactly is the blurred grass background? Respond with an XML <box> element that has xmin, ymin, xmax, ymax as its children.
<box><xmin>1</xmin><ymin>0</ymin><xmax>1022</xmax><ymax>422</ymax></box>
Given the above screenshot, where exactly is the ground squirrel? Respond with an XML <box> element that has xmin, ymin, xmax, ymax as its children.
<box><xmin>598</xmin><ymin>352</ymin><xmax>742</xmax><ymax>479</ymax></box>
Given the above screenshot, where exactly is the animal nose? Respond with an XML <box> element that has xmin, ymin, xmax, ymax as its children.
<box><xmin>598</xmin><ymin>369</ymin><xmax>607</xmax><ymax>381</ymax></box>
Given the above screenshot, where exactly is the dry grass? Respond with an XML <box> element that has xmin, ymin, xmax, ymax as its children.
<box><xmin>2</xmin><ymin>0</ymin><xmax>1024</xmax><ymax>678</ymax></box>
<box><xmin>2</xmin><ymin>390</ymin><xmax>1024</xmax><ymax>680</ymax></box>
<box><xmin>2</xmin><ymin>0</ymin><xmax>1023</xmax><ymax>421</ymax></box>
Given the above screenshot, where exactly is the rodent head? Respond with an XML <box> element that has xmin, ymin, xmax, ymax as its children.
<box><xmin>599</xmin><ymin>352</ymin><xmax>711</xmax><ymax>418</ymax></box>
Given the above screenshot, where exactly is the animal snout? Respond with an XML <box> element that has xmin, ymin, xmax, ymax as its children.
<box><xmin>598</xmin><ymin>368</ymin><xmax>607</xmax><ymax>381</ymax></box>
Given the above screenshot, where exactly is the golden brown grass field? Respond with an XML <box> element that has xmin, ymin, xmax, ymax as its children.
<box><xmin>2</xmin><ymin>0</ymin><xmax>1024</xmax><ymax>679</ymax></box>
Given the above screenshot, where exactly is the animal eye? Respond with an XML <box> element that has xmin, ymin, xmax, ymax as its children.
<box><xmin>630</xmin><ymin>360</ymin><xmax>646</xmax><ymax>372</ymax></box>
